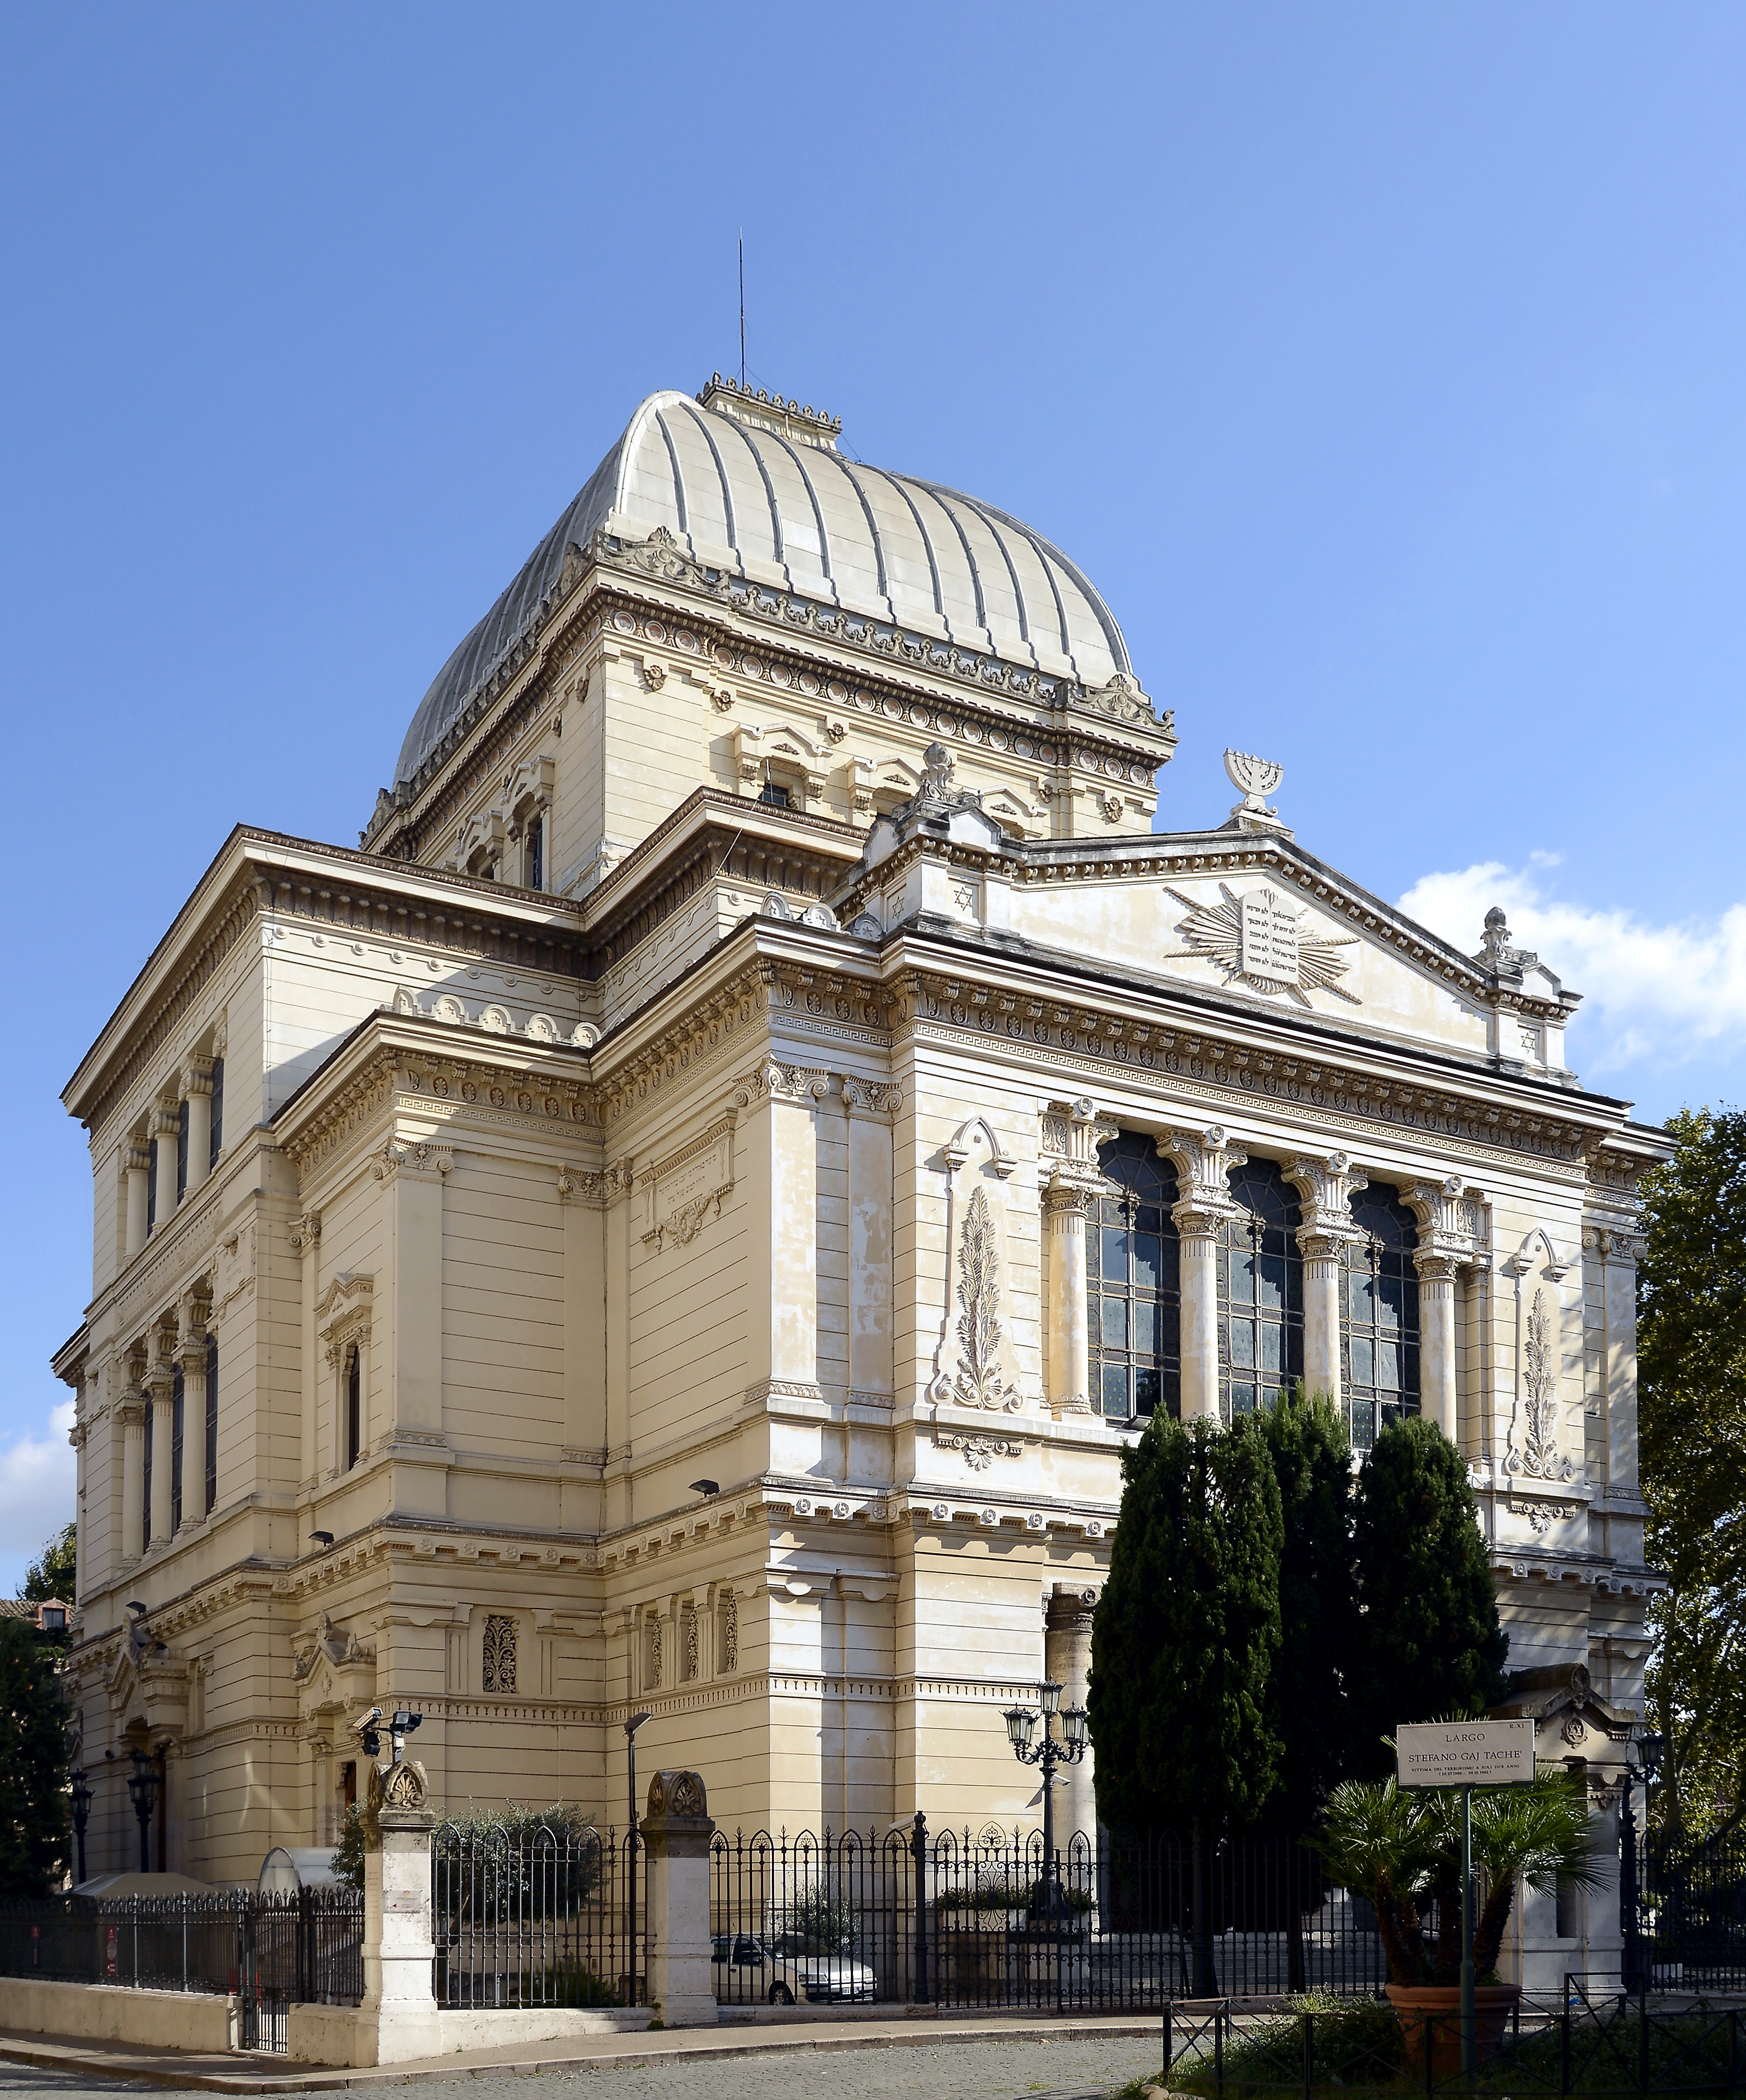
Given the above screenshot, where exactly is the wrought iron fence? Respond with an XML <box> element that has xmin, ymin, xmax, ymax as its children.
<box><xmin>1160</xmin><ymin>1977</ymin><xmax>1745</xmax><ymax>2098</ymax></box>
<box><xmin>432</xmin><ymin>1819</ymin><xmax>634</xmax><ymax>2010</ymax></box>
<box><xmin>1634</xmin><ymin>1830</ymin><xmax>1746</xmax><ymax>1994</ymax></box>
<box><xmin>0</xmin><ymin>1889</ymin><xmax>363</xmax><ymax>2052</ymax></box>
<box><xmin>708</xmin><ymin>1820</ymin><xmax>1389</xmax><ymax>2011</ymax></box>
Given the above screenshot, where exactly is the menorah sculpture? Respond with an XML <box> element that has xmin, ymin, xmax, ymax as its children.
<box><xmin>1223</xmin><ymin>747</ymin><xmax>1284</xmax><ymax>823</ymax></box>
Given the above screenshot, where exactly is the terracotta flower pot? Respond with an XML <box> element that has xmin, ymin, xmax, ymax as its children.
<box><xmin>1386</xmin><ymin>1983</ymin><xmax>1522</xmax><ymax>2076</ymax></box>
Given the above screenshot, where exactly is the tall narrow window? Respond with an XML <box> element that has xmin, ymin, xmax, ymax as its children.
<box><xmin>1088</xmin><ymin>1132</ymin><xmax>1181</xmax><ymax>1422</ymax></box>
<box><xmin>146</xmin><ymin>1141</ymin><xmax>158</xmax><ymax>1233</ymax></box>
<box><xmin>170</xmin><ymin>1365</ymin><xmax>184</xmax><ymax>1533</ymax></box>
<box><xmin>526</xmin><ymin>816</ymin><xmax>544</xmax><ymax>892</ymax></box>
<box><xmin>345</xmin><ymin>1345</ymin><xmax>361</xmax><ymax>1470</ymax></box>
<box><xmin>204</xmin><ymin>1331</ymin><xmax>218</xmax><ymax>1514</ymax></box>
<box><xmin>208</xmin><ymin>1059</ymin><xmax>224</xmax><ymax>1166</ymax></box>
<box><xmin>142</xmin><ymin>1401</ymin><xmax>154</xmax><ymax>1551</ymax></box>
<box><xmin>176</xmin><ymin>1100</ymin><xmax>190</xmax><ymax>1201</ymax></box>
<box><xmin>1341</xmin><ymin>1182</ymin><xmax>1421</xmax><ymax>1450</ymax></box>
<box><xmin>1218</xmin><ymin>1160</ymin><xmax>1304</xmax><ymax>1420</ymax></box>
<box><xmin>757</xmin><ymin>780</ymin><xmax>791</xmax><ymax>808</ymax></box>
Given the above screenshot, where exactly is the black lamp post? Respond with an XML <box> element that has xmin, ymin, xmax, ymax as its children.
<box><xmin>69</xmin><ymin>1769</ymin><xmax>93</xmax><ymax>1887</ymax></box>
<box><xmin>1619</xmin><ymin>1730</ymin><xmax>1663</xmax><ymax>1991</ymax></box>
<box><xmin>1003</xmin><ymin>1680</ymin><xmax>1088</xmax><ymax>1931</ymax></box>
<box><xmin>126</xmin><ymin>1749</ymin><xmax>159</xmax><ymax>1875</ymax></box>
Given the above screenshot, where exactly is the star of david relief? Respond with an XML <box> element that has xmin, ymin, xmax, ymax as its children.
<box><xmin>1165</xmin><ymin>885</ymin><xmax>1361</xmax><ymax>1006</ymax></box>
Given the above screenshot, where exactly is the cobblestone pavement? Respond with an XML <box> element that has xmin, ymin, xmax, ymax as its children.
<box><xmin>0</xmin><ymin>2035</ymin><xmax>1167</xmax><ymax>2100</ymax></box>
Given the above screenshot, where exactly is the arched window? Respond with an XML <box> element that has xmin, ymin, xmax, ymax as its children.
<box><xmin>526</xmin><ymin>815</ymin><xmax>544</xmax><ymax>892</ymax></box>
<box><xmin>1219</xmin><ymin>1160</ymin><xmax>1304</xmax><ymax>1420</ymax></box>
<box><xmin>345</xmin><ymin>1345</ymin><xmax>362</xmax><ymax>1470</ymax></box>
<box><xmin>1341</xmin><ymin>1183</ymin><xmax>1421</xmax><ymax>1450</ymax></box>
<box><xmin>1089</xmin><ymin>1132</ymin><xmax>1181</xmax><ymax>1422</ymax></box>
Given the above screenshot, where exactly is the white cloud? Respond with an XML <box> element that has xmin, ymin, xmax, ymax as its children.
<box><xmin>0</xmin><ymin>1400</ymin><xmax>76</xmax><ymax>1565</ymax></box>
<box><xmin>1398</xmin><ymin>857</ymin><xmax>1746</xmax><ymax>1077</ymax></box>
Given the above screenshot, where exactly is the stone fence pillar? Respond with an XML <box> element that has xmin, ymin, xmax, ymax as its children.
<box><xmin>360</xmin><ymin>1761</ymin><xmax>439</xmax><ymax>2064</ymax></box>
<box><xmin>639</xmin><ymin>1770</ymin><xmax>717</xmax><ymax>2027</ymax></box>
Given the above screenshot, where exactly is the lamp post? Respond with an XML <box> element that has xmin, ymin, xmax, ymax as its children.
<box><xmin>125</xmin><ymin>1749</ymin><xmax>159</xmax><ymax>1875</ymax></box>
<box><xmin>1003</xmin><ymin>1680</ymin><xmax>1088</xmax><ymax>1932</ymax></box>
<box><xmin>69</xmin><ymin>1769</ymin><xmax>92</xmax><ymax>1887</ymax></box>
<box><xmin>625</xmin><ymin>1711</ymin><xmax>651</xmax><ymax>2004</ymax></box>
<box><xmin>1619</xmin><ymin>1730</ymin><xmax>1664</xmax><ymax>1992</ymax></box>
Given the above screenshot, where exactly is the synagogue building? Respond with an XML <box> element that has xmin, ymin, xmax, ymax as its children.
<box><xmin>55</xmin><ymin>380</ymin><xmax>1661</xmax><ymax>1975</ymax></box>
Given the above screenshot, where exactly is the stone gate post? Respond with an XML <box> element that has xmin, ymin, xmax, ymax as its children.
<box><xmin>360</xmin><ymin>1761</ymin><xmax>439</xmax><ymax>2064</ymax></box>
<box><xmin>639</xmin><ymin>1770</ymin><xmax>717</xmax><ymax>2027</ymax></box>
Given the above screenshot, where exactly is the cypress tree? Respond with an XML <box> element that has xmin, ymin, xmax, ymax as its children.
<box><xmin>1258</xmin><ymin>1383</ymin><xmax>1358</xmax><ymax>1831</ymax></box>
<box><xmin>1348</xmin><ymin>1416</ymin><xmax>1508</xmax><ymax>1776</ymax></box>
<box><xmin>1089</xmin><ymin>1411</ymin><xmax>1284</xmax><ymax>1834</ymax></box>
<box><xmin>0</xmin><ymin>1617</ymin><xmax>68</xmax><ymax>1896</ymax></box>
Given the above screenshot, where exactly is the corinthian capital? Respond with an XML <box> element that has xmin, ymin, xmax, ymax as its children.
<box><xmin>1282</xmin><ymin>1152</ymin><xmax>1367</xmax><ymax>1261</ymax></box>
<box><xmin>1161</xmin><ymin>1126</ymin><xmax>1247</xmax><ymax>1237</ymax></box>
<box><xmin>1402</xmin><ymin>1176</ymin><xmax>1486</xmax><ymax>1269</ymax></box>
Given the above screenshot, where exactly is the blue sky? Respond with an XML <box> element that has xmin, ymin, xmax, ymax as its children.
<box><xmin>4</xmin><ymin>2</ymin><xmax>1745</xmax><ymax>1584</ymax></box>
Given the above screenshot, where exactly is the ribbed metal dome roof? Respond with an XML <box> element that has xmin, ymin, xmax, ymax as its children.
<box><xmin>393</xmin><ymin>383</ymin><xmax>1133</xmax><ymax>789</ymax></box>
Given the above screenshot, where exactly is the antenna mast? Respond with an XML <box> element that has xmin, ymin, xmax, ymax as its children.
<box><xmin>739</xmin><ymin>231</ymin><xmax>746</xmax><ymax>388</ymax></box>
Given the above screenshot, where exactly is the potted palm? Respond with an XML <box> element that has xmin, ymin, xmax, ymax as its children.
<box><xmin>1315</xmin><ymin>1769</ymin><xmax>1602</xmax><ymax>2072</ymax></box>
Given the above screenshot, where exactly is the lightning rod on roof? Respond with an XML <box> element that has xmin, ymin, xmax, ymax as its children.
<box><xmin>739</xmin><ymin>230</ymin><xmax>746</xmax><ymax>390</ymax></box>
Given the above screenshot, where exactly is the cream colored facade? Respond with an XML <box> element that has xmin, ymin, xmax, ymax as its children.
<box><xmin>57</xmin><ymin>382</ymin><xmax>1662</xmax><ymax>1967</ymax></box>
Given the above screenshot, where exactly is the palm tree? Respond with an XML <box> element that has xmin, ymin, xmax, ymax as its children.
<box><xmin>1315</xmin><ymin>1770</ymin><xmax>1605</xmax><ymax>1987</ymax></box>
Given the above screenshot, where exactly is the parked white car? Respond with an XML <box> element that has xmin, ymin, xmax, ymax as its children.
<box><xmin>712</xmin><ymin>1932</ymin><xmax>875</xmax><ymax>2005</ymax></box>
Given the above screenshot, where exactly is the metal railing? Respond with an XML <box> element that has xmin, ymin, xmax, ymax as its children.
<box><xmin>432</xmin><ymin>1820</ymin><xmax>633</xmax><ymax>2010</ymax></box>
<box><xmin>708</xmin><ymin>1821</ymin><xmax>1390</xmax><ymax>2011</ymax></box>
<box><xmin>0</xmin><ymin>1889</ymin><xmax>363</xmax><ymax>2052</ymax></box>
<box><xmin>1633</xmin><ymin>1829</ymin><xmax>1746</xmax><ymax>1994</ymax></box>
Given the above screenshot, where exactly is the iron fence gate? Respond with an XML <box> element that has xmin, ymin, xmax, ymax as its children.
<box><xmin>432</xmin><ymin>1821</ymin><xmax>634</xmax><ymax>2010</ymax></box>
<box><xmin>708</xmin><ymin>1819</ymin><xmax>1389</xmax><ymax>2011</ymax></box>
<box><xmin>1630</xmin><ymin>1829</ymin><xmax>1746</xmax><ymax>1993</ymax></box>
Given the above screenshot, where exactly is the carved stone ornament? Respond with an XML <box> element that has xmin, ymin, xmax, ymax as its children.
<box><xmin>935</xmin><ymin>1430</ymin><xmax>1022</xmax><ymax>1470</ymax></box>
<box><xmin>1166</xmin><ymin>883</ymin><xmax>1360</xmax><ymax>1006</ymax></box>
<box><xmin>644</xmin><ymin>1768</ymin><xmax>709</xmax><ymax>1822</ymax></box>
<box><xmin>1505</xmin><ymin>1288</ymin><xmax>1577</xmax><ymax>1485</ymax></box>
<box><xmin>940</xmin><ymin>1186</ymin><xmax>1018</xmax><ymax>1411</ymax></box>
<box><xmin>1224</xmin><ymin>747</ymin><xmax>1284</xmax><ymax>816</ymax></box>
<box><xmin>365</xmin><ymin>1755</ymin><xmax>430</xmax><ymax>1837</ymax></box>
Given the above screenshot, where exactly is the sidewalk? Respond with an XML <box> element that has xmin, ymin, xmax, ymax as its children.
<box><xmin>0</xmin><ymin>2012</ymin><xmax>1165</xmax><ymax>2094</ymax></box>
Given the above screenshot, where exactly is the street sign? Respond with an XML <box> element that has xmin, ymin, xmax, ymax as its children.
<box><xmin>1396</xmin><ymin>1718</ymin><xmax>1536</xmax><ymax>1788</ymax></box>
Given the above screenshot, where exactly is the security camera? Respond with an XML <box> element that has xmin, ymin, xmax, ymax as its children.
<box><xmin>352</xmin><ymin>1705</ymin><xmax>383</xmax><ymax>1758</ymax></box>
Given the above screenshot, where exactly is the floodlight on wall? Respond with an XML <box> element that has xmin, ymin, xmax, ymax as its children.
<box><xmin>310</xmin><ymin>1531</ymin><xmax>335</xmax><ymax>1548</ymax></box>
<box><xmin>127</xmin><ymin>1601</ymin><xmax>147</xmax><ymax>1616</ymax></box>
<box><xmin>689</xmin><ymin>1480</ymin><xmax>720</xmax><ymax>1498</ymax></box>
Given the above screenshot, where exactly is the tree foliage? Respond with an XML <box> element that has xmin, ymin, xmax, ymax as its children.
<box><xmin>21</xmin><ymin>1523</ymin><xmax>76</xmax><ymax>1607</ymax></box>
<box><xmin>1638</xmin><ymin>1106</ymin><xmax>1746</xmax><ymax>1841</ymax></box>
<box><xmin>1347</xmin><ymin>1415</ymin><xmax>1508</xmax><ymax>1777</ymax></box>
<box><xmin>1258</xmin><ymin>1384</ymin><xmax>1357</xmax><ymax>1831</ymax></box>
<box><xmin>0</xmin><ymin>1617</ymin><xmax>68</xmax><ymax>1896</ymax></box>
<box><xmin>1089</xmin><ymin>1412</ymin><xmax>1283</xmax><ymax>1834</ymax></box>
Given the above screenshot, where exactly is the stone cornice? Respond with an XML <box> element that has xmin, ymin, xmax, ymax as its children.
<box><xmin>367</xmin><ymin>548</ymin><xmax>1171</xmax><ymax>865</ymax></box>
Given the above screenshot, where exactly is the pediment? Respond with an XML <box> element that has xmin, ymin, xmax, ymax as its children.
<box><xmin>1006</xmin><ymin>852</ymin><xmax>1511</xmax><ymax>1062</ymax></box>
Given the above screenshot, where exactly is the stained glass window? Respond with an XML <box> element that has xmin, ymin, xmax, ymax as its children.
<box><xmin>1087</xmin><ymin>1131</ymin><xmax>1181</xmax><ymax>1422</ymax></box>
<box><xmin>1341</xmin><ymin>1182</ymin><xmax>1421</xmax><ymax>1449</ymax></box>
<box><xmin>1218</xmin><ymin>1160</ymin><xmax>1304</xmax><ymax>1420</ymax></box>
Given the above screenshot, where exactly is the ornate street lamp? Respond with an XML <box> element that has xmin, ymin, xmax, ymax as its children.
<box><xmin>69</xmin><ymin>1769</ymin><xmax>93</xmax><ymax>1887</ymax></box>
<box><xmin>1003</xmin><ymin>1680</ymin><xmax>1088</xmax><ymax>1931</ymax></box>
<box><xmin>126</xmin><ymin>1749</ymin><xmax>159</xmax><ymax>1875</ymax></box>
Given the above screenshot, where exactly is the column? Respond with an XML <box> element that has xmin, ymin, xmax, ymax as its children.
<box><xmin>1044</xmin><ymin>1182</ymin><xmax>1093</xmax><ymax>1414</ymax></box>
<box><xmin>151</xmin><ymin>1105</ymin><xmax>179</xmax><ymax>1228</ymax></box>
<box><xmin>1404</xmin><ymin>1179</ymin><xmax>1480</xmax><ymax>1446</ymax></box>
<box><xmin>182</xmin><ymin>1060</ymin><xmax>213</xmax><ymax>1191</ymax></box>
<box><xmin>178</xmin><ymin>1303</ymin><xmax>209</xmax><ymax>1531</ymax></box>
<box><xmin>843</xmin><ymin>1080</ymin><xmax>895</xmax><ymax>1403</ymax></box>
<box><xmin>603</xmin><ymin>1161</ymin><xmax>633</xmax><ymax>1531</ymax></box>
<box><xmin>1163</xmin><ymin>1127</ymin><xmax>1246</xmax><ymax>1422</ymax></box>
<box><xmin>147</xmin><ymin>1338</ymin><xmax>175</xmax><ymax>1550</ymax></box>
<box><xmin>1282</xmin><ymin>1154</ymin><xmax>1367</xmax><ymax>1408</ymax></box>
<box><xmin>124</xmin><ymin>1146</ymin><xmax>150</xmax><ymax>1261</ymax></box>
<box><xmin>1044</xmin><ymin>1100</ymin><xmax>1115</xmax><ymax>1416</ymax></box>
<box><xmin>557</xmin><ymin>1167</ymin><xmax>606</xmax><ymax>1529</ymax></box>
<box><xmin>290</xmin><ymin>1212</ymin><xmax>321</xmax><ymax>1484</ymax></box>
<box><xmin>120</xmin><ymin>1380</ymin><xmax>146</xmax><ymax>1564</ymax></box>
<box><xmin>739</xmin><ymin>1061</ymin><xmax>825</xmax><ymax>1400</ymax></box>
<box><xmin>1415</xmin><ymin>1255</ymin><xmax>1460</xmax><ymax>1441</ymax></box>
<box><xmin>1045</xmin><ymin>1584</ymin><xmax>1097</xmax><ymax>1841</ymax></box>
<box><xmin>639</xmin><ymin>1770</ymin><xmax>718</xmax><ymax>2027</ymax></box>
